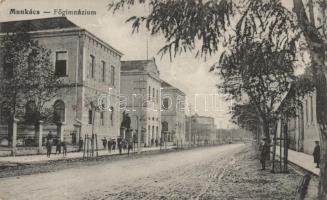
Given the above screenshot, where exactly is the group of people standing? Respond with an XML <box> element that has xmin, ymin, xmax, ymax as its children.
<box><xmin>45</xmin><ymin>131</ymin><xmax>67</xmax><ymax>158</ymax></box>
<box><xmin>102</xmin><ymin>137</ymin><xmax>134</xmax><ymax>155</ymax></box>
<box><xmin>102</xmin><ymin>137</ymin><xmax>117</xmax><ymax>153</ymax></box>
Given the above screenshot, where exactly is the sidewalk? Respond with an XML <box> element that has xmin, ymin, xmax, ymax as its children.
<box><xmin>0</xmin><ymin>146</ymin><xmax>176</xmax><ymax>165</ymax></box>
<box><xmin>275</xmin><ymin>147</ymin><xmax>320</xmax><ymax>176</ymax></box>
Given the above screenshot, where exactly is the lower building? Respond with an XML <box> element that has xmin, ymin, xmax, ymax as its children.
<box><xmin>161</xmin><ymin>81</ymin><xmax>186</xmax><ymax>145</ymax></box>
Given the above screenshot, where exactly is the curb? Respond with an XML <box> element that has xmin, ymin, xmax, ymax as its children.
<box><xmin>288</xmin><ymin>160</ymin><xmax>319</xmax><ymax>178</ymax></box>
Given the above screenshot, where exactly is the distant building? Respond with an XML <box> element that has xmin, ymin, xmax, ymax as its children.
<box><xmin>161</xmin><ymin>81</ymin><xmax>186</xmax><ymax>145</ymax></box>
<box><xmin>186</xmin><ymin>114</ymin><xmax>215</xmax><ymax>144</ymax></box>
<box><xmin>0</xmin><ymin>17</ymin><xmax>122</xmax><ymax>150</ymax></box>
<box><xmin>120</xmin><ymin>59</ymin><xmax>161</xmax><ymax>147</ymax></box>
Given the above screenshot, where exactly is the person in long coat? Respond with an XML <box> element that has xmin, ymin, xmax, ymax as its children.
<box><xmin>61</xmin><ymin>139</ymin><xmax>67</xmax><ymax>157</ymax></box>
<box><xmin>112</xmin><ymin>139</ymin><xmax>116</xmax><ymax>152</ymax></box>
<box><xmin>313</xmin><ymin>141</ymin><xmax>320</xmax><ymax>168</ymax></box>
<box><xmin>117</xmin><ymin>138</ymin><xmax>122</xmax><ymax>155</ymax></box>
<box><xmin>55</xmin><ymin>138</ymin><xmax>61</xmax><ymax>155</ymax></box>
<box><xmin>46</xmin><ymin>139</ymin><xmax>52</xmax><ymax>158</ymax></box>
<box><xmin>102</xmin><ymin>137</ymin><xmax>107</xmax><ymax>150</ymax></box>
<box><xmin>107</xmin><ymin>139</ymin><xmax>112</xmax><ymax>153</ymax></box>
<box><xmin>259</xmin><ymin>138</ymin><xmax>270</xmax><ymax>170</ymax></box>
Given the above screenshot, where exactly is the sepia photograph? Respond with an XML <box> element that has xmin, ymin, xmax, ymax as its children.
<box><xmin>0</xmin><ymin>0</ymin><xmax>326</xmax><ymax>199</ymax></box>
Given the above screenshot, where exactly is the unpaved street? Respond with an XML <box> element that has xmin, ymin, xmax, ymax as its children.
<box><xmin>0</xmin><ymin>144</ymin><xmax>305</xmax><ymax>200</ymax></box>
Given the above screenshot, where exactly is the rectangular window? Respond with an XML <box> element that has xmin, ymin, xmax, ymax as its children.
<box><xmin>152</xmin><ymin>88</ymin><xmax>155</xmax><ymax>101</ymax></box>
<box><xmin>101</xmin><ymin>61</ymin><xmax>106</xmax><ymax>82</ymax></box>
<box><xmin>55</xmin><ymin>51</ymin><xmax>67</xmax><ymax>77</ymax></box>
<box><xmin>163</xmin><ymin>98</ymin><xmax>169</xmax><ymax>110</ymax></box>
<box><xmin>100</xmin><ymin>112</ymin><xmax>104</xmax><ymax>126</ymax></box>
<box><xmin>88</xmin><ymin>109</ymin><xmax>93</xmax><ymax>124</ymax></box>
<box><xmin>110</xmin><ymin>65</ymin><xmax>115</xmax><ymax>85</ymax></box>
<box><xmin>156</xmin><ymin>90</ymin><xmax>159</xmax><ymax>104</ymax></box>
<box><xmin>148</xmin><ymin>86</ymin><xmax>151</xmax><ymax>100</ymax></box>
<box><xmin>90</xmin><ymin>55</ymin><xmax>95</xmax><ymax>79</ymax></box>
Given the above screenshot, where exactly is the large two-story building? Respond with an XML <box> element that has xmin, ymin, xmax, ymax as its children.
<box><xmin>0</xmin><ymin>17</ymin><xmax>122</xmax><ymax>151</ymax></box>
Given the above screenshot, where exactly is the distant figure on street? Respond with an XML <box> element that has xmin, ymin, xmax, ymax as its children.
<box><xmin>259</xmin><ymin>138</ymin><xmax>270</xmax><ymax>170</ymax></box>
<box><xmin>46</xmin><ymin>139</ymin><xmax>52</xmax><ymax>158</ymax></box>
<box><xmin>127</xmin><ymin>141</ymin><xmax>133</xmax><ymax>155</ymax></box>
<box><xmin>112</xmin><ymin>139</ymin><xmax>116</xmax><ymax>152</ymax></box>
<box><xmin>151</xmin><ymin>138</ymin><xmax>154</xmax><ymax>147</ymax></box>
<box><xmin>102</xmin><ymin>137</ymin><xmax>107</xmax><ymax>150</ymax></box>
<box><xmin>117</xmin><ymin>138</ymin><xmax>122</xmax><ymax>155</ymax></box>
<box><xmin>155</xmin><ymin>139</ymin><xmax>158</xmax><ymax>147</ymax></box>
<box><xmin>108</xmin><ymin>139</ymin><xmax>112</xmax><ymax>153</ymax></box>
<box><xmin>55</xmin><ymin>138</ymin><xmax>61</xmax><ymax>155</ymax></box>
<box><xmin>47</xmin><ymin>131</ymin><xmax>53</xmax><ymax>141</ymax></box>
<box><xmin>61</xmin><ymin>139</ymin><xmax>67</xmax><ymax>157</ymax></box>
<box><xmin>313</xmin><ymin>141</ymin><xmax>320</xmax><ymax>168</ymax></box>
<box><xmin>122</xmin><ymin>139</ymin><xmax>127</xmax><ymax>152</ymax></box>
<box><xmin>79</xmin><ymin>137</ymin><xmax>83</xmax><ymax>152</ymax></box>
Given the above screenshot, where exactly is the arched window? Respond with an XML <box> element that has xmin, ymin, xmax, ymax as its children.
<box><xmin>162</xmin><ymin>98</ymin><xmax>169</xmax><ymax>110</ymax></box>
<box><xmin>53</xmin><ymin>100</ymin><xmax>65</xmax><ymax>123</ymax></box>
<box><xmin>162</xmin><ymin>121</ymin><xmax>168</xmax><ymax>132</ymax></box>
<box><xmin>0</xmin><ymin>102</ymin><xmax>10</xmax><ymax>124</ymax></box>
<box><xmin>25</xmin><ymin>101</ymin><xmax>38</xmax><ymax>123</ymax></box>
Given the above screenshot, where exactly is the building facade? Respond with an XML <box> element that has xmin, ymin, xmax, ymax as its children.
<box><xmin>161</xmin><ymin>81</ymin><xmax>186</xmax><ymax>145</ymax></box>
<box><xmin>120</xmin><ymin>59</ymin><xmax>162</xmax><ymax>147</ymax></box>
<box><xmin>279</xmin><ymin>90</ymin><xmax>320</xmax><ymax>154</ymax></box>
<box><xmin>0</xmin><ymin>17</ymin><xmax>122</xmax><ymax>150</ymax></box>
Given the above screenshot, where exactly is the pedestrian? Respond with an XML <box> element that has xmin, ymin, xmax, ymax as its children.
<box><xmin>61</xmin><ymin>139</ymin><xmax>67</xmax><ymax>157</ymax></box>
<box><xmin>151</xmin><ymin>138</ymin><xmax>154</xmax><ymax>147</ymax></box>
<box><xmin>102</xmin><ymin>137</ymin><xmax>107</xmax><ymax>150</ymax></box>
<box><xmin>108</xmin><ymin>139</ymin><xmax>112</xmax><ymax>153</ymax></box>
<box><xmin>155</xmin><ymin>139</ymin><xmax>158</xmax><ymax>147</ymax></box>
<box><xmin>127</xmin><ymin>141</ymin><xmax>133</xmax><ymax>155</ymax></box>
<box><xmin>47</xmin><ymin>131</ymin><xmax>53</xmax><ymax>141</ymax></box>
<box><xmin>117</xmin><ymin>137</ymin><xmax>122</xmax><ymax>155</ymax></box>
<box><xmin>259</xmin><ymin>138</ymin><xmax>270</xmax><ymax>170</ymax></box>
<box><xmin>79</xmin><ymin>137</ymin><xmax>83</xmax><ymax>152</ymax></box>
<box><xmin>46</xmin><ymin>139</ymin><xmax>52</xmax><ymax>158</ymax></box>
<box><xmin>55</xmin><ymin>138</ymin><xmax>61</xmax><ymax>155</ymax></box>
<box><xmin>313</xmin><ymin>141</ymin><xmax>320</xmax><ymax>168</ymax></box>
<box><xmin>122</xmin><ymin>139</ymin><xmax>127</xmax><ymax>152</ymax></box>
<box><xmin>112</xmin><ymin>139</ymin><xmax>116</xmax><ymax>152</ymax></box>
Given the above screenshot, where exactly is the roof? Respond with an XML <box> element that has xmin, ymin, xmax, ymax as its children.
<box><xmin>161</xmin><ymin>80</ymin><xmax>186</xmax><ymax>96</ymax></box>
<box><xmin>0</xmin><ymin>17</ymin><xmax>78</xmax><ymax>33</ymax></box>
<box><xmin>121</xmin><ymin>60</ymin><xmax>153</xmax><ymax>71</ymax></box>
<box><xmin>161</xmin><ymin>80</ymin><xmax>173</xmax><ymax>87</ymax></box>
<box><xmin>0</xmin><ymin>17</ymin><xmax>123</xmax><ymax>56</ymax></box>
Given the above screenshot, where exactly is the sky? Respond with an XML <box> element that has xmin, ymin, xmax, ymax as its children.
<box><xmin>0</xmin><ymin>0</ymin><xmax>298</xmax><ymax>129</ymax></box>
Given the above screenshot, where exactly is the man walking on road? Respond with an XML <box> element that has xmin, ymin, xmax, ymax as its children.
<box><xmin>313</xmin><ymin>141</ymin><xmax>320</xmax><ymax>168</ymax></box>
